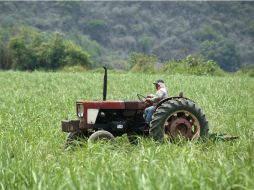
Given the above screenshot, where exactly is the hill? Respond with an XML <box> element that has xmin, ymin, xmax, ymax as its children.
<box><xmin>0</xmin><ymin>1</ymin><xmax>254</xmax><ymax>71</ymax></box>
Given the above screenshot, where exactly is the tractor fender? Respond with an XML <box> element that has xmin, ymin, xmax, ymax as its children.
<box><xmin>156</xmin><ymin>96</ymin><xmax>196</xmax><ymax>109</ymax></box>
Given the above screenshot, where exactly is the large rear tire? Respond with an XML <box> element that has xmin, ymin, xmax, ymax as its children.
<box><xmin>150</xmin><ymin>98</ymin><xmax>209</xmax><ymax>143</ymax></box>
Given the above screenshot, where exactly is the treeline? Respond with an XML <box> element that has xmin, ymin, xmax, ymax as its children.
<box><xmin>1</xmin><ymin>26</ymin><xmax>253</xmax><ymax>77</ymax></box>
<box><xmin>0</xmin><ymin>2</ymin><xmax>253</xmax><ymax>71</ymax></box>
<box><xmin>0</xmin><ymin>27</ymin><xmax>91</xmax><ymax>71</ymax></box>
<box><xmin>129</xmin><ymin>53</ymin><xmax>225</xmax><ymax>76</ymax></box>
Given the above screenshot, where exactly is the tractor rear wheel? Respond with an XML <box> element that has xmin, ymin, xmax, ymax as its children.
<box><xmin>88</xmin><ymin>130</ymin><xmax>115</xmax><ymax>143</ymax></box>
<box><xmin>150</xmin><ymin>98</ymin><xmax>209</xmax><ymax>143</ymax></box>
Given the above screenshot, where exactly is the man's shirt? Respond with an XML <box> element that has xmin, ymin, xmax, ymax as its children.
<box><xmin>150</xmin><ymin>87</ymin><xmax>168</xmax><ymax>105</ymax></box>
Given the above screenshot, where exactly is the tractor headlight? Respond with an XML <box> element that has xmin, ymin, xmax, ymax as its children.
<box><xmin>77</xmin><ymin>103</ymin><xmax>84</xmax><ymax>118</ymax></box>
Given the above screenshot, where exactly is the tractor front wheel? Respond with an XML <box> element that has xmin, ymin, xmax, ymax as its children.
<box><xmin>88</xmin><ymin>130</ymin><xmax>115</xmax><ymax>143</ymax></box>
<box><xmin>150</xmin><ymin>98</ymin><xmax>209</xmax><ymax>142</ymax></box>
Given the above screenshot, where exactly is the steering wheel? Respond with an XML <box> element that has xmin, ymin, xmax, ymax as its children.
<box><xmin>137</xmin><ymin>94</ymin><xmax>146</xmax><ymax>102</ymax></box>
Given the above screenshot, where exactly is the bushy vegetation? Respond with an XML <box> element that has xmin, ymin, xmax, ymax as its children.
<box><xmin>130</xmin><ymin>52</ymin><xmax>159</xmax><ymax>73</ymax></box>
<box><xmin>0</xmin><ymin>71</ymin><xmax>253</xmax><ymax>189</ymax></box>
<box><xmin>200</xmin><ymin>38</ymin><xmax>240</xmax><ymax>72</ymax></box>
<box><xmin>163</xmin><ymin>55</ymin><xmax>225</xmax><ymax>76</ymax></box>
<box><xmin>236</xmin><ymin>65</ymin><xmax>254</xmax><ymax>77</ymax></box>
<box><xmin>62</xmin><ymin>65</ymin><xmax>87</xmax><ymax>73</ymax></box>
<box><xmin>0</xmin><ymin>27</ymin><xmax>91</xmax><ymax>71</ymax></box>
<box><xmin>0</xmin><ymin>2</ymin><xmax>253</xmax><ymax>71</ymax></box>
<box><xmin>129</xmin><ymin>53</ymin><xmax>225</xmax><ymax>76</ymax></box>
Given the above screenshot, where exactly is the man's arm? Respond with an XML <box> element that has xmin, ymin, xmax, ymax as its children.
<box><xmin>146</xmin><ymin>90</ymin><xmax>166</xmax><ymax>103</ymax></box>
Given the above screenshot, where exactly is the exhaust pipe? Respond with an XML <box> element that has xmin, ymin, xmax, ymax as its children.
<box><xmin>103</xmin><ymin>67</ymin><xmax>107</xmax><ymax>101</ymax></box>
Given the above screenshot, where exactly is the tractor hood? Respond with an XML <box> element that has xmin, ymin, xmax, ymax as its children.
<box><xmin>76</xmin><ymin>100</ymin><xmax>147</xmax><ymax>110</ymax></box>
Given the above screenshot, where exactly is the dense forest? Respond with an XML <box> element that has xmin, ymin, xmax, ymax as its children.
<box><xmin>0</xmin><ymin>1</ymin><xmax>253</xmax><ymax>71</ymax></box>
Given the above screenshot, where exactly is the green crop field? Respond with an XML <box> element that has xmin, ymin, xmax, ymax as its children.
<box><xmin>0</xmin><ymin>71</ymin><xmax>253</xmax><ymax>190</ymax></box>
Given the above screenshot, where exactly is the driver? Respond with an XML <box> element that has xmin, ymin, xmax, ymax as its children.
<box><xmin>144</xmin><ymin>79</ymin><xmax>169</xmax><ymax>124</ymax></box>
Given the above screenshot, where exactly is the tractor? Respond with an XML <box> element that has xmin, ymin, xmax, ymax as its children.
<box><xmin>61</xmin><ymin>67</ymin><xmax>209</xmax><ymax>145</ymax></box>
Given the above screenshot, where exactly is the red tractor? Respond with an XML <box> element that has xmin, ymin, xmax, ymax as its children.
<box><xmin>61</xmin><ymin>67</ymin><xmax>209</xmax><ymax>145</ymax></box>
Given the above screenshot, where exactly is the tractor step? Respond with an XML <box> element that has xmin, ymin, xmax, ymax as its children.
<box><xmin>61</xmin><ymin>120</ymin><xmax>80</xmax><ymax>132</ymax></box>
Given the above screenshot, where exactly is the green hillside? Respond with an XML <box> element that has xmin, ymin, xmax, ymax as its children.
<box><xmin>0</xmin><ymin>1</ymin><xmax>254</xmax><ymax>71</ymax></box>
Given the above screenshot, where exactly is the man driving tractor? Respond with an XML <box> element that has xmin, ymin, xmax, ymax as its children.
<box><xmin>62</xmin><ymin>68</ymin><xmax>213</xmax><ymax>145</ymax></box>
<box><xmin>144</xmin><ymin>79</ymin><xmax>169</xmax><ymax>124</ymax></box>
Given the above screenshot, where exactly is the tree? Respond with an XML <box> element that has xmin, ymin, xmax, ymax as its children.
<box><xmin>130</xmin><ymin>52</ymin><xmax>158</xmax><ymax>73</ymax></box>
<box><xmin>246</xmin><ymin>20</ymin><xmax>254</xmax><ymax>37</ymax></box>
<box><xmin>197</xmin><ymin>24</ymin><xmax>222</xmax><ymax>41</ymax></box>
<box><xmin>48</xmin><ymin>32</ymin><xmax>65</xmax><ymax>69</ymax></box>
<box><xmin>63</xmin><ymin>40</ymin><xmax>91</xmax><ymax>67</ymax></box>
<box><xmin>2</xmin><ymin>28</ymin><xmax>92</xmax><ymax>71</ymax></box>
<box><xmin>8</xmin><ymin>36</ymin><xmax>36</xmax><ymax>70</ymax></box>
<box><xmin>0</xmin><ymin>45</ymin><xmax>12</xmax><ymax>70</ymax></box>
<box><xmin>201</xmin><ymin>39</ymin><xmax>240</xmax><ymax>71</ymax></box>
<box><xmin>81</xmin><ymin>19</ymin><xmax>109</xmax><ymax>44</ymax></box>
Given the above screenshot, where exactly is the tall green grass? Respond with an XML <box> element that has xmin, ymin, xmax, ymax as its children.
<box><xmin>0</xmin><ymin>71</ymin><xmax>253</xmax><ymax>189</ymax></box>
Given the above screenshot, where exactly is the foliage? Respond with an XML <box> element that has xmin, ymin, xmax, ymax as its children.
<box><xmin>101</xmin><ymin>57</ymin><xmax>130</xmax><ymax>70</ymax></box>
<box><xmin>0</xmin><ymin>2</ymin><xmax>253</xmax><ymax>71</ymax></box>
<box><xmin>197</xmin><ymin>25</ymin><xmax>222</xmax><ymax>41</ymax></box>
<box><xmin>0</xmin><ymin>71</ymin><xmax>254</xmax><ymax>189</ymax></box>
<box><xmin>236</xmin><ymin>65</ymin><xmax>254</xmax><ymax>77</ymax></box>
<box><xmin>0</xmin><ymin>27</ymin><xmax>91</xmax><ymax>71</ymax></box>
<box><xmin>163</xmin><ymin>55</ymin><xmax>225</xmax><ymax>76</ymax></box>
<box><xmin>246</xmin><ymin>20</ymin><xmax>254</xmax><ymax>36</ymax></box>
<box><xmin>201</xmin><ymin>39</ymin><xmax>240</xmax><ymax>72</ymax></box>
<box><xmin>129</xmin><ymin>53</ymin><xmax>226</xmax><ymax>76</ymax></box>
<box><xmin>8</xmin><ymin>36</ymin><xmax>37</xmax><ymax>70</ymax></box>
<box><xmin>80</xmin><ymin>19</ymin><xmax>109</xmax><ymax>43</ymax></box>
<box><xmin>62</xmin><ymin>65</ymin><xmax>87</xmax><ymax>72</ymax></box>
<box><xmin>63</xmin><ymin>40</ymin><xmax>90</xmax><ymax>67</ymax></box>
<box><xmin>130</xmin><ymin>52</ymin><xmax>159</xmax><ymax>73</ymax></box>
<box><xmin>66</xmin><ymin>34</ymin><xmax>102</xmax><ymax>59</ymax></box>
<box><xmin>137</xmin><ymin>34</ymin><xmax>154</xmax><ymax>53</ymax></box>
